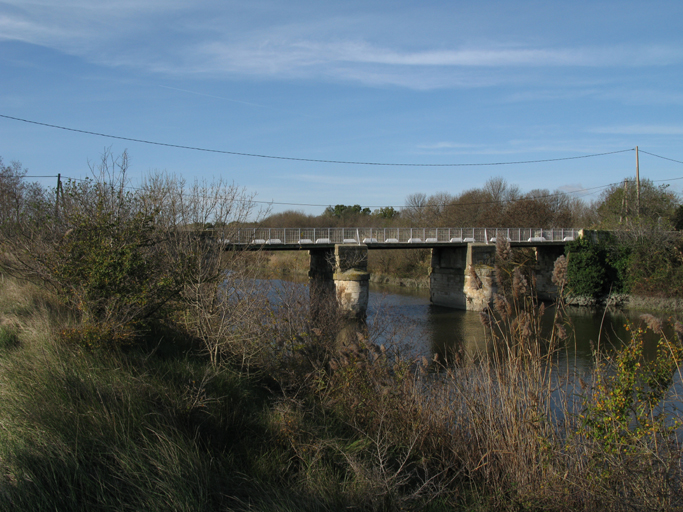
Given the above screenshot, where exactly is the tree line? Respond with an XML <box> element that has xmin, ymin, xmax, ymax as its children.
<box><xmin>258</xmin><ymin>176</ymin><xmax>683</xmax><ymax>230</ymax></box>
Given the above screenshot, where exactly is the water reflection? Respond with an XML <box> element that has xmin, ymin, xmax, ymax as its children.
<box><xmin>267</xmin><ymin>276</ymin><xmax>679</xmax><ymax>369</ymax></box>
<box><xmin>367</xmin><ymin>282</ymin><xmax>680</xmax><ymax>368</ymax></box>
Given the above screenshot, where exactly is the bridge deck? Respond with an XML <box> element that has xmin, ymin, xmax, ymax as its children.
<box><xmin>226</xmin><ymin>240</ymin><xmax>570</xmax><ymax>251</ymax></box>
<box><xmin>217</xmin><ymin>227</ymin><xmax>578</xmax><ymax>251</ymax></box>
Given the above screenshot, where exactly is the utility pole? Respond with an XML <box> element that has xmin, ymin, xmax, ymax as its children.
<box><xmin>55</xmin><ymin>174</ymin><xmax>62</xmax><ymax>217</ymax></box>
<box><xmin>635</xmin><ymin>146</ymin><xmax>640</xmax><ymax>216</ymax></box>
<box><xmin>620</xmin><ymin>178</ymin><xmax>628</xmax><ymax>224</ymax></box>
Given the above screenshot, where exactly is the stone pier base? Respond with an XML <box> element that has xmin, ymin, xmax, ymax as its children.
<box><xmin>309</xmin><ymin>244</ymin><xmax>369</xmax><ymax>320</ymax></box>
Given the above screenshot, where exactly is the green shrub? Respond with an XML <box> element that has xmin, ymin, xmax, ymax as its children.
<box><xmin>45</xmin><ymin>197</ymin><xmax>184</xmax><ymax>346</ymax></box>
<box><xmin>565</xmin><ymin>237</ymin><xmax>608</xmax><ymax>298</ymax></box>
<box><xmin>581</xmin><ymin>321</ymin><xmax>683</xmax><ymax>451</ymax></box>
<box><xmin>625</xmin><ymin>237</ymin><xmax>683</xmax><ymax>297</ymax></box>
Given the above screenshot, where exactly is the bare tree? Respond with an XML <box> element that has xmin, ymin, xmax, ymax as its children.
<box><xmin>403</xmin><ymin>192</ymin><xmax>428</xmax><ymax>225</ymax></box>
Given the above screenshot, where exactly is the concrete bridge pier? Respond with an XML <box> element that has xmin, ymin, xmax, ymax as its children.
<box><xmin>430</xmin><ymin>244</ymin><xmax>497</xmax><ymax>311</ymax></box>
<box><xmin>430</xmin><ymin>243</ymin><xmax>567</xmax><ymax>311</ymax></box>
<box><xmin>308</xmin><ymin>244</ymin><xmax>369</xmax><ymax>320</ymax></box>
<box><xmin>534</xmin><ymin>245</ymin><xmax>566</xmax><ymax>300</ymax></box>
<box><xmin>308</xmin><ymin>247</ymin><xmax>337</xmax><ymax>320</ymax></box>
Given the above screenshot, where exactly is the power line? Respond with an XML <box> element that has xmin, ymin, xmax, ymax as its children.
<box><xmin>638</xmin><ymin>149</ymin><xmax>683</xmax><ymax>166</ymax></box>
<box><xmin>58</xmin><ymin>175</ymin><xmax>625</xmax><ymax>209</ymax></box>
<box><xmin>0</xmin><ymin>113</ymin><xmax>634</xmax><ymax>167</ymax></box>
<box><xmin>17</xmin><ymin>171</ymin><xmax>683</xmax><ymax>210</ymax></box>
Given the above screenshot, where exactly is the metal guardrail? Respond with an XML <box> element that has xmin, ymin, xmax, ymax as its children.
<box><xmin>221</xmin><ymin>227</ymin><xmax>579</xmax><ymax>246</ymax></box>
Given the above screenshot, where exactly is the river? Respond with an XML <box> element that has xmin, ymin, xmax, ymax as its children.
<box><xmin>366</xmin><ymin>281</ymin><xmax>682</xmax><ymax>368</ymax></box>
<box><xmin>269</xmin><ymin>276</ymin><xmax>680</xmax><ymax>370</ymax></box>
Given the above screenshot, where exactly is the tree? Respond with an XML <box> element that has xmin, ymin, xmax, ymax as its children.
<box><xmin>372</xmin><ymin>206</ymin><xmax>400</xmax><ymax>220</ymax></box>
<box><xmin>323</xmin><ymin>204</ymin><xmax>371</xmax><ymax>222</ymax></box>
<box><xmin>596</xmin><ymin>178</ymin><xmax>680</xmax><ymax>230</ymax></box>
<box><xmin>403</xmin><ymin>193</ymin><xmax>428</xmax><ymax>225</ymax></box>
<box><xmin>565</xmin><ymin>237</ymin><xmax>608</xmax><ymax>298</ymax></box>
<box><xmin>0</xmin><ymin>157</ymin><xmax>47</xmax><ymax>236</ymax></box>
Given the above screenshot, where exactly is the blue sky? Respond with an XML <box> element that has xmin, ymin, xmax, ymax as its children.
<box><xmin>1</xmin><ymin>0</ymin><xmax>683</xmax><ymax>216</ymax></box>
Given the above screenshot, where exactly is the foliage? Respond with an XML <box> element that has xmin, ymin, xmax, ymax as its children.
<box><xmin>580</xmin><ymin>321</ymin><xmax>683</xmax><ymax>452</ymax></box>
<box><xmin>323</xmin><ymin>203</ymin><xmax>371</xmax><ymax>218</ymax></box>
<box><xmin>372</xmin><ymin>205</ymin><xmax>400</xmax><ymax>220</ymax></box>
<box><xmin>402</xmin><ymin>178</ymin><xmax>590</xmax><ymax>228</ymax></box>
<box><xmin>0</xmin><ymin>151</ymin><xmax>257</xmax><ymax>349</ymax></box>
<box><xmin>0</xmin><ymin>157</ymin><xmax>49</xmax><ymax>238</ymax></box>
<box><xmin>625</xmin><ymin>235</ymin><xmax>683</xmax><ymax>297</ymax></box>
<box><xmin>596</xmin><ymin>178</ymin><xmax>680</xmax><ymax>230</ymax></box>
<box><xmin>46</xmin><ymin>192</ymin><xmax>183</xmax><ymax>336</ymax></box>
<box><xmin>563</xmin><ymin>229</ymin><xmax>683</xmax><ymax>299</ymax></box>
<box><xmin>565</xmin><ymin>236</ymin><xmax>609</xmax><ymax>298</ymax></box>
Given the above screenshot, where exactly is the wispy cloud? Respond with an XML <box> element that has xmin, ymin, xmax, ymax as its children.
<box><xmin>189</xmin><ymin>39</ymin><xmax>682</xmax><ymax>86</ymax></box>
<box><xmin>2</xmin><ymin>1</ymin><xmax>682</xmax><ymax>91</ymax></box>
<box><xmin>590</xmin><ymin>125</ymin><xmax>683</xmax><ymax>135</ymax></box>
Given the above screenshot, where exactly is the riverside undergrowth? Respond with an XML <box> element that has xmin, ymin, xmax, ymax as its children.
<box><xmin>3</xmin><ymin>266</ymin><xmax>683</xmax><ymax>510</ymax></box>
<box><xmin>1</xmin><ymin>158</ymin><xmax>683</xmax><ymax>510</ymax></box>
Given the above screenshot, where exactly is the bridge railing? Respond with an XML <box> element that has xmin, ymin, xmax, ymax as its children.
<box><xmin>227</xmin><ymin>227</ymin><xmax>579</xmax><ymax>245</ymax></box>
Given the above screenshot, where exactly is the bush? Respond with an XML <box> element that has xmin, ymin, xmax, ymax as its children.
<box><xmin>46</xmin><ymin>193</ymin><xmax>183</xmax><ymax>340</ymax></box>
<box><xmin>625</xmin><ymin>236</ymin><xmax>683</xmax><ymax>297</ymax></box>
<box><xmin>565</xmin><ymin>237</ymin><xmax>609</xmax><ymax>298</ymax></box>
<box><xmin>0</xmin><ymin>151</ymin><xmax>258</xmax><ymax>350</ymax></box>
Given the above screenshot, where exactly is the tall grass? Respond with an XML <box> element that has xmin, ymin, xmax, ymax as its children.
<box><xmin>1</xmin><ymin>250</ymin><xmax>683</xmax><ymax>510</ymax></box>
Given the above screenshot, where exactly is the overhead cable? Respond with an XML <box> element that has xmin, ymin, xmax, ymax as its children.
<box><xmin>639</xmin><ymin>150</ymin><xmax>683</xmax><ymax>166</ymax></box>
<box><xmin>17</xmin><ymin>172</ymin><xmax>683</xmax><ymax>210</ymax></box>
<box><xmin>0</xmin><ymin>113</ymin><xmax>633</xmax><ymax>167</ymax></box>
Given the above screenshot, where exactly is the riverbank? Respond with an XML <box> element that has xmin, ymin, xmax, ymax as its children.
<box><xmin>566</xmin><ymin>293</ymin><xmax>683</xmax><ymax>312</ymax></box>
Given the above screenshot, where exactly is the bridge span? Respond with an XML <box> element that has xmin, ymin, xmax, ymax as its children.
<box><xmin>226</xmin><ymin>227</ymin><xmax>577</xmax><ymax>249</ymax></box>
<box><xmin>223</xmin><ymin>227</ymin><xmax>579</xmax><ymax>317</ymax></box>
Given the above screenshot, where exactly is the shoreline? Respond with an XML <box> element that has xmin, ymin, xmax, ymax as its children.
<box><xmin>566</xmin><ymin>293</ymin><xmax>683</xmax><ymax>313</ymax></box>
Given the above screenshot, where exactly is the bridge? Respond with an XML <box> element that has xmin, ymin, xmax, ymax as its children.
<box><xmin>225</xmin><ymin>227</ymin><xmax>577</xmax><ymax>248</ymax></box>
<box><xmin>223</xmin><ymin>227</ymin><xmax>580</xmax><ymax>317</ymax></box>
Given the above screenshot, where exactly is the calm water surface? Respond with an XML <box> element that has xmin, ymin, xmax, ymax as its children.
<box><xmin>366</xmin><ymin>281</ymin><xmax>681</xmax><ymax>368</ymax></box>
<box><xmin>271</xmin><ymin>276</ymin><xmax>679</xmax><ymax>370</ymax></box>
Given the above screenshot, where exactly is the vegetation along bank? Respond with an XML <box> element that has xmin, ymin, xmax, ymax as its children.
<box><xmin>1</xmin><ymin>153</ymin><xmax>683</xmax><ymax>510</ymax></box>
